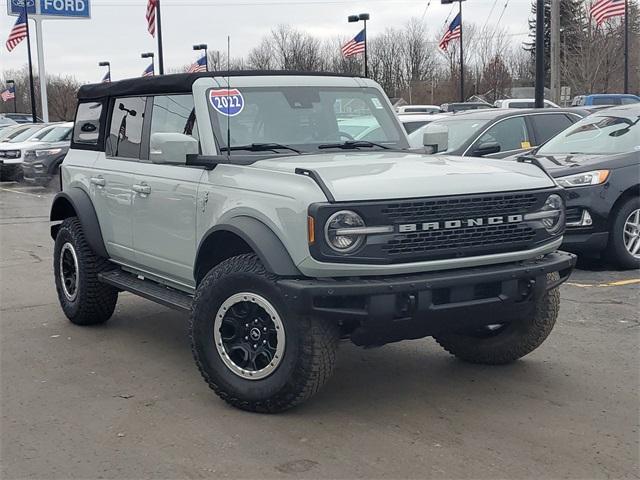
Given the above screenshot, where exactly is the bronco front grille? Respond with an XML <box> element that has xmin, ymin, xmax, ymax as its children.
<box><xmin>381</xmin><ymin>193</ymin><xmax>538</xmax><ymax>223</ymax></box>
<box><xmin>383</xmin><ymin>223</ymin><xmax>536</xmax><ymax>258</ymax></box>
<box><xmin>309</xmin><ymin>188</ymin><xmax>559</xmax><ymax>265</ymax></box>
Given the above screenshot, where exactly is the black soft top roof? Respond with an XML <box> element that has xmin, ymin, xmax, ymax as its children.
<box><xmin>77</xmin><ymin>70</ymin><xmax>357</xmax><ymax>101</ymax></box>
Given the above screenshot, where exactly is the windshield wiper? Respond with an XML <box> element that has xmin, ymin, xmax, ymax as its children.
<box><xmin>317</xmin><ymin>140</ymin><xmax>390</xmax><ymax>150</ymax></box>
<box><xmin>220</xmin><ymin>143</ymin><xmax>303</xmax><ymax>154</ymax></box>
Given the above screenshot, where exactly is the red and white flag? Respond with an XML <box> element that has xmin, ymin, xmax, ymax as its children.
<box><xmin>6</xmin><ymin>11</ymin><xmax>27</xmax><ymax>52</ymax></box>
<box><xmin>590</xmin><ymin>0</ymin><xmax>626</xmax><ymax>26</ymax></box>
<box><xmin>146</xmin><ymin>0</ymin><xmax>157</xmax><ymax>37</ymax></box>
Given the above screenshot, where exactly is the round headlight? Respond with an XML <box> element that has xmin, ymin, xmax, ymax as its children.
<box><xmin>324</xmin><ymin>210</ymin><xmax>365</xmax><ymax>253</ymax></box>
<box><xmin>541</xmin><ymin>194</ymin><xmax>565</xmax><ymax>234</ymax></box>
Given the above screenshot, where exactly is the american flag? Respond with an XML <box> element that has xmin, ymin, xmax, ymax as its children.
<box><xmin>146</xmin><ymin>0</ymin><xmax>157</xmax><ymax>37</ymax></box>
<box><xmin>439</xmin><ymin>13</ymin><xmax>462</xmax><ymax>51</ymax></box>
<box><xmin>142</xmin><ymin>63</ymin><xmax>154</xmax><ymax>77</ymax></box>
<box><xmin>341</xmin><ymin>29</ymin><xmax>365</xmax><ymax>57</ymax></box>
<box><xmin>187</xmin><ymin>55</ymin><xmax>207</xmax><ymax>73</ymax></box>
<box><xmin>1</xmin><ymin>86</ymin><xmax>16</xmax><ymax>102</ymax></box>
<box><xmin>590</xmin><ymin>0</ymin><xmax>626</xmax><ymax>25</ymax></box>
<box><xmin>6</xmin><ymin>11</ymin><xmax>28</xmax><ymax>52</ymax></box>
<box><xmin>102</xmin><ymin>71</ymin><xmax>111</xmax><ymax>83</ymax></box>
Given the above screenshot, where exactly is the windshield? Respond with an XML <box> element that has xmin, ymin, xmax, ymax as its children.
<box><xmin>420</xmin><ymin>118</ymin><xmax>488</xmax><ymax>152</ymax></box>
<box><xmin>207</xmin><ymin>86</ymin><xmax>407</xmax><ymax>152</ymax></box>
<box><xmin>8</xmin><ymin>126</ymin><xmax>44</xmax><ymax>143</ymax></box>
<box><xmin>538</xmin><ymin>113</ymin><xmax>640</xmax><ymax>155</ymax></box>
<box><xmin>38</xmin><ymin>125</ymin><xmax>72</xmax><ymax>143</ymax></box>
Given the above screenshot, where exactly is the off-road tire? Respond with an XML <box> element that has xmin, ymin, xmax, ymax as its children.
<box><xmin>53</xmin><ymin>217</ymin><xmax>118</xmax><ymax>325</ymax></box>
<box><xmin>434</xmin><ymin>273</ymin><xmax>560</xmax><ymax>364</ymax></box>
<box><xmin>605</xmin><ymin>196</ymin><xmax>640</xmax><ymax>270</ymax></box>
<box><xmin>190</xmin><ymin>254</ymin><xmax>340</xmax><ymax>413</ymax></box>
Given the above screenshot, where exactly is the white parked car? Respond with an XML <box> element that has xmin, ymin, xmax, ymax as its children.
<box><xmin>494</xmin><ymin>99</ymin><xmax>559</xmax><ymax>109</ymax></box>
<box><xmin>398</xmin><ymin>112</ymin><xmax>452</xmax><ymax>134</ymax></box>
<box><xmin>396</xmin><ymin>104</ymin><xmax>441</xmax><ymax>114</ymax></box>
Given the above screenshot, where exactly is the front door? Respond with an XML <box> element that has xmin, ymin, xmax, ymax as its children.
<box><xmin>131</xmin><ymin>94</ymin><xmax>203</xmax><ymax>288</ymax></box>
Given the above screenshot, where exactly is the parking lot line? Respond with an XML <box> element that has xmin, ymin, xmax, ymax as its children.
<box><xmin>566</xmin><ymin>279</ymin><xmax>640</xmax><ymax>288</ymax></box>
<box><xmin>0</xmin><ymin>187</ymin><xmax>43</xmax><ymax>198</ymax></box>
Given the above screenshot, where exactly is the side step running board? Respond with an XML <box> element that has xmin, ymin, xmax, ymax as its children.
<box><xmin>99</xmin><ymin>270</ymin><xmax>193</xmax><ymax>313</ymax></box>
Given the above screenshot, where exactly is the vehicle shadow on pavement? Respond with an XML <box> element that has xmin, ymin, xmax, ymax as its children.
<box><xmin>99</xmin><ymin>296</ymin><xmax>570</xmax><ymax>417</ymax></box>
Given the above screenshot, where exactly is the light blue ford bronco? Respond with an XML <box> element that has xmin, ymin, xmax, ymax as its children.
<box><xmin>50</xmin><ymin>72</ymin><xmax>576</xmax><ymax>412</ymax></box>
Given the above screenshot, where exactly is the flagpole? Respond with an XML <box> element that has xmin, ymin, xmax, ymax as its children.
<box><xmin>364</xmin><ymin>19</ymin><xmax>368</xmax><ymax>78</ymax></box>
<box><xmin>458</xmin><ymin>0</ymin><xmax>464</xmax><ymax>102</ymax></box>
<box><xmin>156</xmin><ymin>0</ymin><xmax>165</xmax><ymax>75</ymax></box>
<box><xmin>23</xmin><ymin>4</ymin><xmax>38</xmax><ymax>123</ymax></box>
<box><xmin>623</xmin><ymin>0</ymin><xmax>629</xmax><ymax>93</ymax></box>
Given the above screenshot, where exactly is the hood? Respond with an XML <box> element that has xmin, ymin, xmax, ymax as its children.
<box><xmin>0</xmin><ymin>140</ymin><xmax>69</xmax><ymax>153</ymax></box>
<box><xmin>0</xmin><ymin>140</ymin><xmax>43</xmax><ymax>152</ymax></box>
<box><xmin>523</xmin><ymin>151</ymin><xmax>640</xmax><ymax>177</ymax></box>
<box><xmin>252</xmin><ymin>151</ymin><xmax>555</xmax><ymax>202</ymax></box>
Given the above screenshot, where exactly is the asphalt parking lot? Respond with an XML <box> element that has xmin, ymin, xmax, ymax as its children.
<box><xmin>1</xmin><ymin>182</ymin><xmax>638</xmax><ymax>480</ymax></box>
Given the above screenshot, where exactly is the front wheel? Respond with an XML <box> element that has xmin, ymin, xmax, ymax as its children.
<box><xmin>606</xmin><ymin>197</ymin><xmax>640</xmax><ymax>269</ymax></box>
<box><xmin>434</xmin><ymin>273</ymin><xmax>560</xmax><ymax>365</ymax></box>
<box><xmin>190</xmin><ymin>254</ymin><xmax>339</xmax><ymax>413</ymax></box>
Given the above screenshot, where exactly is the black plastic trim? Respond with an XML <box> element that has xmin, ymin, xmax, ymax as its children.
<box><xmin>295</xmin><ymin>168</ymin><xmax>335</xmax><ymax>202</ymax></box>
<box><xmin>195</xmin><ymin>217</ymin><xmax>301</xmax><ymax>278</ymax></box>
<box><xmin>49</xmin><ymin>188</ymin><xmax>108</xmax><ymax>258</ymax></box>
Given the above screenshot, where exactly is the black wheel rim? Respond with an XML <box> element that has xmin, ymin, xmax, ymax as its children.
<box><xmin>59</xmin><ymin>242</ymin><xmax>79</xmax><ymax>301</ymax></box>
<box><xmin>214</xmin><ymin>293</ymin><xmax>285</xmax><ymax>380</ymax></box>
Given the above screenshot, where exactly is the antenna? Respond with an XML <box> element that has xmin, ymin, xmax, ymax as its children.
<box><xmin>226</xmin><ymin>36</ymin><xmax>231</xmax><ymax>161</ymax></box>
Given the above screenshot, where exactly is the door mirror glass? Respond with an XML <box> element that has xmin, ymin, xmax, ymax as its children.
<box><xmin>423</xmin><ymin>126</ymin><xmax>448</xmax><ymax>154</ymax></box>
<box><xmin>149</xmin><ymin>132</ymin><xmax>199</xmax><ymax>165</ymax></box>
<box><xmin>471</xmin><ymin>141</ymin><xmax>501</xmax><ymax>156</ymax></box>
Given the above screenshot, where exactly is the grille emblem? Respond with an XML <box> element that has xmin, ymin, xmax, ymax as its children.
<box><xmin>398</xmin><ymin>215</ymin><xmax>523</xmax><ymax>232</ymax></box>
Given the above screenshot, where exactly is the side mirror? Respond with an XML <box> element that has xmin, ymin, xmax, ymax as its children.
<box><xmin>149</xmin><ymin>132</ymin><xmax>199</xmax><ymax>165</ymax></box>
<box><xmin>471</xmin><ymin>141</ymin><xmax>501</xmax><ymax>157</ymax></box>
<box><xmin>423</xmin><ymin>128</ymin><xmax>448</xmax><ymax>154</ymax></box>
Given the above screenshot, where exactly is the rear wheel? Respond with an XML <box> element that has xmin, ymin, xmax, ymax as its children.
<box><xmin>190</xmin><ymin>254</ymin><xmax>339</xmax><ymax>413</ymax></box>
<box><xmin>606</xmin><ymin>197</ymin><xmax>640</xmax><ymax>269</ymax></box>
<box><xmin>53</xmin><ymin>217</ymin><xmax>118</xmax><ymax>325</ymax></box>
<box><xmin>434</xmin><ymin>273</ymin><xmax>560</xmax><ymax>364</ymax></box>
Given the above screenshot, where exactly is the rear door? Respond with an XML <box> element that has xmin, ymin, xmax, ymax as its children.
<box><xmin>527</xmin><ymin>112</ymin><xmax>580</xmax><ymax>146</ymax></box>
<box><xmin>466</xmin><ymin>116</ymin><xmax>531</xmax><ymax>158</ymax></box>
<box><xmin>90</xmin><ymin>96</ymin><xmax>147</xmax><ymax>264</ymax></box>
<box><xmin>131</xmin><ymin>94</ymin><xmax>203</xmax><ymax>287</ymax></box>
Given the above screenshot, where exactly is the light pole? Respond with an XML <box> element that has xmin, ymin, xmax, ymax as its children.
<box><xmin>193</xmin><ymin>44</ymin><xmax>208</xmax><ymax>71</ymax></box>
<box><xmin>99</xmin><ymin>61</ymin><xmax>111</xmax><ymax>82</ymax></box>
<box><xmin>6</xmin><ymin>80</ymin><xmax>17</xmax><ymax>114</ymax></box>
<box><xmin>534</xmin><ymin>0</ymin><xmax>545</xmax><ymax>108</ymax></box>
<box><xmin>141</xmin><ymin>52</ymin><xmax>155</xmax><ymax>75</ymax></box>
<box><xmin>348</xmin><ymin>13</ymin><xmax>369</xmax><ymax>77</ymax></box>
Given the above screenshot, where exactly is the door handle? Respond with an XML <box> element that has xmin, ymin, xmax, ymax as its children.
<box><xmin>90</xmin><ymin>176</ymin><xmax>105</xmax><ymax>187</ymax></box>
<box><xmin>132</xmin><ymin>183</ymin><xmax>151</xmax><ymax>195</ymax></box>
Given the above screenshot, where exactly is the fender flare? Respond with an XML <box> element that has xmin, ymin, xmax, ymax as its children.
<box><xmin>196</xmin><ymin>217</ymin><xmax>301</xmax><ymax>278</ymax></box>
<box><xmin>50</xmin><ymin>188</ymin><xmax>109</xmax><ymax>258</ymax></box>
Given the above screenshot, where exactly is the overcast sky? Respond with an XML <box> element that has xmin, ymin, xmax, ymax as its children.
<box><xmin>1</xmin><ymin>0</ymin><xmax>533</xmax><ymax>84</ymax></box>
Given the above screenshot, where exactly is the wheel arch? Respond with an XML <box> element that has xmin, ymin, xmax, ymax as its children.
<box><xmin>194</xmin><ymin>217</ymin><xmax>301</xmax><ymax>285</ymax></box>
<box><xmin>609</xmin><ymin>184</ymin><xmax>640</xmax><ymax>229</ymax></box>
<box><xmin>50</xmin><ymin>188</ymin><xmax>108</xmax><ymax>258</ymax></box>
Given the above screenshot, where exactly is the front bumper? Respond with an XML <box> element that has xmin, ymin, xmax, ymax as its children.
<box><xmin>279</xmin><ymin>251</ymin><xmax>576</xmax><ymax>346</ymax></box>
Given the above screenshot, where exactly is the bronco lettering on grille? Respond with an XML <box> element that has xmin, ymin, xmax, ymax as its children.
<box><xmin>398</xmin><ymin>215</ymin><xmax>524</xmax><ymax>233</ymax></box>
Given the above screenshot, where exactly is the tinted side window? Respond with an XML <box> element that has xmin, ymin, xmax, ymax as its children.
<box><xmin>403</xmin><ymin>121</ymin><xmax>428</xmax><ymax>134</ymax></box>
<box><xmin>621</xmin><ymin>97</ymin><xmax>639</xmax><ymax>105</ymax></box>
<box><xmin>476</xmin><ymin>117</ymin><xmax>529</xmax><ymax>152</ymax></box>
<box><xmin>530</xmin><ymin>114</ymin><xmax>574</xmax><ymax>144</ymax></box>
<box><xmin>592</xmin><ymin>97</ymin><xmax>621</xmax><ymax>105</ymax></box>
<box><xmin>107</xmin><ymin>97</ymin><xmax>147</xmax><ymax>159</ymax></box>
<box><xmin>73</xmin><ymin>102</ymin><xmax>103</xmax><ymax>145</ymax></box>
<box><xmin>150</xmin><ymin>95</ymin><xmax>199</xmax><ymax>145</ymax></box>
